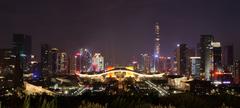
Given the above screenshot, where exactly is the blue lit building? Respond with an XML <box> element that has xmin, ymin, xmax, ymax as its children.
<box><xmin>190</xmin><ymin>57</ymin><xmax>201</xmax><ymax>79</ymax></box>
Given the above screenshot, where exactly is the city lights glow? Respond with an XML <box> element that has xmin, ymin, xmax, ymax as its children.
<box><xmin>0</xmin><ymin>1</ymin><xmax>240</xmax><ymax>107</ymax></box>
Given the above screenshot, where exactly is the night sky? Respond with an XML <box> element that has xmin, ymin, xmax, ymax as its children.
<box><xmin>1</xmin><ymin>0</ymin><xmax>240</xmax><ymax>65</ymax></box>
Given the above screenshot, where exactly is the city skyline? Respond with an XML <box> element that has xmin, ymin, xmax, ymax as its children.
<box><xmin>1</xmin><ymin>0</ymin><xmax>240</xmax><ymax>65</ymax></box>
<box><xmin>1</xmin><ymin>1</ymin><xmax>240</xmax><ymax>107</ymax></box>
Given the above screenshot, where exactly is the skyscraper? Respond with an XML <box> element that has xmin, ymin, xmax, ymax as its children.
<box><xmin>92</xmin><ymin>53</ymin><xmax>104</xmax><ymax>72</ymax></box>
<box><xmin>14</xmin><ymin>49</ymin><xmax>24</xmax><ymax>89</ymax></box>
<box><xmin>200</xmin><ymin>35</ymin><xmax>214</xmax><ymax>80</ymax></box>
<box><xmin>190</xmin><ymin>57</ymin><xmax>201</xmax><ymax>79</ymax></box>
<box><xmin>57</xmin><ymin>52</ymin><xmax>68</xmax><ymax>74</ymax></box>
<box><xmin>159</xmin><ymin>56</ymin><xmax>166</xmax><ymax>72</ymax></box>
<box><xmin>41</xmin><ymin>45</ymin><xmax>68</xmax><ymax>75</ymax></box>
<box><xmin>165</xmin><ymin>57</ymin><xmax>172</xmax><ymax>73</ymax></box>
<box><xmin>12</xmin><ymin>34</ymin><xmax>32</xmax><ymax>89</ymax></box>
<box><xmin>233</xmin><ymin>59</ymin><xmax>240</xmax><ymax>84</ymax></box>
<box><xmin>0</xmin><ymin>49</ymin><xmax>15</xmax><ymax>74</ymax></box>
<box><xmin>153</xmin><ymin>22</ymin><xmax>160</xmax><ymax>72</ymax></box>
<box><xmin>212</xmin><ymin>42</ymin><xmax>222</xmax><ymax>69</ymax></box>
<box><xmin>141</xmin><ymin>54</ymin><xmax>151</xmax><ymax>73</ymax></box>
<box><xmin>40</xmin><ymin>44</ymin><xmax>50</xmax><ymax>74</ymax></box>
<box><xmin>0</xmin><ymin>49</ymin><xmax>15</xmax><ymax>89</ymax></box>
<box><xmin>176</xmin><ymin>44</ymin><xmax>188</xmax><ymax>76</ymax></box>
<box><xmin>222</xmin><ymin>45</ymin><xmax>234</xmax><ymax>66</ymax></box>
<box><xmin>50</xmin><ymin>48</ymin><xmax>59</xmax><ymax>74</ymax></box>
<box><xmin>12</xmin><ymin>34</ymin><xmax>32</xmax><ymax>72</ymax></box>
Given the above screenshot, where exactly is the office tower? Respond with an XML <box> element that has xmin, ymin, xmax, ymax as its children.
<box><xmin>176</xmin><ymin>44</ymin><xmax>188</xmax><ymax>76</ymax></box>
<box><xmin>153</xmin><ymin>22</ymin><xmax>160</xmax><ymax>72</ymax></box>
<box><xmin>140</xmin><ymin>54</ymin><xmax>151</xmax><ymax>73</ymax></box>
<box><xmin>158</xmin><ymin>56</ymin><xmax>172</xmax><ymax>73</ymax></box>
<box><xmin>200</xmin><ymin>35</ymin><xmax>214</xmax><ymax>80</ymax></box>
<box><xmin>12</xmin><ymin>34</ymin><xmax>32</xmax><ymax>72</ymax></box>
<box><xmin>57</xmin><ymin>52</ymin><xmax>68</xmax><ymax>74</ymax></box>
<box><xmin>222</xmin><ymin>45</ymin><xmax>234</xmax><ymax>66</ymax></box>
<box><xmin>0</xmin><ymin>49</ymin><xmax>15</xmax><ymax>90</ymax></box>
<box><xmin>69</xmin><ymin>55</ymin><xmax>76</xmax><ymax>75</ymax></box>
<box><xmin>130</xmin><ymin>56</ymin><xmax>138</xmax><ymax>71</ymax></box>
<box><xmin>211</xmin><ymin>42</ymin><xmax>231</xmax><ymax>85</ymax></box>
<box><xmin>165</xmin><ymin>57</ymin><xmax>172</xmax><ymax>72</ymax></box>
<box><xmin>212</xmin><ymin>42</ymin><xmax>222</xmax><ymax>69</ymax></box>
<box><xmin>41</xmin><ymin>45</ymin><xmax>68</xmax><ymax>75</ymax></box>
<box><xmin>0</xmin><ymin>49</ymin><xmax>22</xmax><ymax>90</ymax></box>
<box><xmin>50</xmin><ymin>48</ymin><xmax>59</xmax><ymax>74</ymax></box>
<box><xmin>14</xmin><ymin>48</ymin><xmax>24</xmax><ymax>89</ymax></box>
<box><xmin>31</xmin><ymin>63</ymin><xmax>42</xmax><ymax>82</ymax></box>
<box><xmin>159</xmin><ymin>56</ymin><xmax>166</xmax><ymax>72</ymax></box>
<box><xmin>0</xmin><ymin>49</ymin><xmax>15</xmax><ymax>74</ymax></box>
<box><xmin>40</xmin><ymin>44</ymin><xmax>50</xmax><ymax>75</ymax></box>
<box><xmin>233</xmin><ymin>59</ymin><xmax>240</xmax><ymax>84</ymax></box>
<box><xmin>92</xmin><ymin>53</ymin><xmax>104</xmax><ymax>72</ymax></box>
<box><xmin>12</xmin><ymin>34</ymin><xmax>32</xmax><ymax>89</ymax></box>
<box><xmin>190</xmin><ymin>57</ymin><xmax>201</xmax><ymax>79</ymax></box>
<box><xmin>49</xmin><ymin>48</ymin><xmax>68</xmax><ymax>74</ymax></box>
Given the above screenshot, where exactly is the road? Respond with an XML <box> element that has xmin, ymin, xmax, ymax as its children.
<box><xmin>145</xmin><ymin>80</ymin><xmax>170</xmax><ymax>96</ymax></box>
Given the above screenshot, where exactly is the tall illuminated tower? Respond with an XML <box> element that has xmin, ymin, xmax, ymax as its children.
<box><xmin>200</xmin><ymin>35</ymin><xmax>214</xmax><ymax>81</ymax></box>
<box><xmin>153</xmin><ymin>22</ymin><xmax>160</xmax><ymax>72</ymax></box>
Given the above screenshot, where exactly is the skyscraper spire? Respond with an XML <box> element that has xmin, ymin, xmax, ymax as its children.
<box><xmin>153</xmin><ymin>22</ymin><xmax>160</xmax><ymax>72</ymax></box>
<box><xmin>154</xmin><ymin>22</ymin><xmax>160</xmax><ymax>57</ymax></box>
